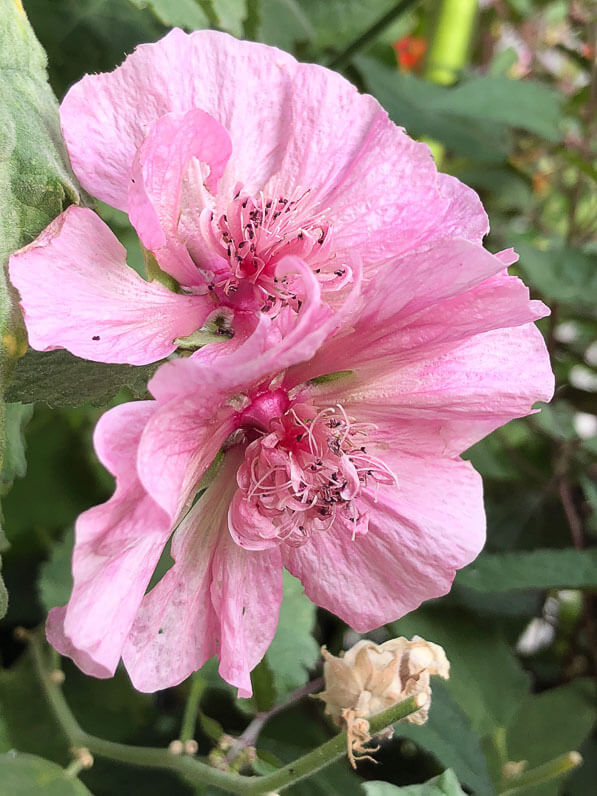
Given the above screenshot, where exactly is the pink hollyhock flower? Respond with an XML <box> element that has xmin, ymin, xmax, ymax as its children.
<box><xmin>9</xmin><ymin>28</ymin><xmax>487</xmax><ymax>365</ymax></box>
<box><xmin>47</xmin><ymin>245</ymin><xmax>554</xmax><ymax>696</ymax></box>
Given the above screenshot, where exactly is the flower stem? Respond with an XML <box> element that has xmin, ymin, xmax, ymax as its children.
<box><xmin>424</xmin><ymin>0</ymin><xmax>478</xmax><ymax>86</ymax></box>
<box><xmin>29</xmin><ymin>631</ymin><xmax>423</xmax><ymax>794</ymax></box>
<box><xmin>499</xmin><ymin>752</ymin><xmax>583</xmax><ymax>795</ymax></box>
<box><xmin>327</xmin><ymin>0</ymin><xmax>422</xmax><ymax>72</ymax></box>
<box><xmin>179</xmin><ymin>673</ymin><xmax>205</xmax><ymax>743</ymax></box>
<box><xmin>422</xmin><ymin>0</ymin><xmax>478</xmax><ymax>167</ymax></box>
<box><xmin>242</xmin><ymin>693</ymin><xmax>425</xmax><ymax>794</ymax></box>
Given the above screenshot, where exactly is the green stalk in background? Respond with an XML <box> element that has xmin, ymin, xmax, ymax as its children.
<box><xmin>423</xmin><ymin>0</ymin><xmax>479</xmax><ymax>166</ymax></box>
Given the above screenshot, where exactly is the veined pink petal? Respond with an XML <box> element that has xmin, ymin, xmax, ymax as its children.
<box><xmin>8</xmin><ymin>206</ymin><xmax>210</xmax><ymax>365</ymax></box>
<box><xmin>308</xmin><ymin>323</ymin><xmax>554</xmax><ymax>456</ymax></box>
<box><xmin>283</xmin><ymin>454</ymin><xmax>485</xmax><ymax>630</ymax></box>
<box><xmin>46</xmin><ymin>402</ymin><xmax>171</xmax><ymax>677</ymax></box>
<box><xmin>123</xmin><ymin>450</ymin><xmax>281</xmax><ymax>696</ymax></box>
<box><xmin>211</xmin><ymin>523</ymin><xmax>283</xmax><ymax>698</ymax></box>
<box><xmin>60</xmin><ymin>28</ymin><xmax>296</xmax><ymax>210</ymax></box>
<box><xmin>137</xmin><ymin>395</ymin><xmax>237</xmax><ymax>521</ymax></box>
<box><xmin>129</xmin><ymin>109</ymin><xmax>232</xmax><ymax>286</ymax></box>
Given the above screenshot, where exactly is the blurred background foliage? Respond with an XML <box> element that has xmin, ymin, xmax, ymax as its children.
<box><xmin>0</xmin><ymin>0</ymin><xmax>596</xmax><ymax>793</ymax></box>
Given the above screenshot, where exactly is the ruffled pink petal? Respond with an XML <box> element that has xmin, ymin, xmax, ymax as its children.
<box><xmin>211</xmin><ymin>522</ymin><xmax>283</xmax><ymax>698</ymax></box>
<box><xmin>61</xmin><ymin>29</ymin><xmax>296</xmax><ymax>210</ymax></box>
<box><xmin>8</xmin><ymin>206</ymin><xmax>210</xmax><ymax>365</ymax></box>
<box><xmin>268</xmin><ymin>65</ymin><xmax>486</xmax><ymax>266</ymax></box>
<box><xmin>283</xmin><ymin>454</ymin><xmax>485</xmax><ymax>630</ymax></box>
<box><xmin>46</xmin><ymin>402</ymin><xmax>171</xmax><ymax>677</ymax></box>
<box><xmin>129</xmin><ymin>109</ymin><xmax>232</xmax><ymax>285</ymax></box>
<box><xmin>123</xmin><ymin>450</ymin><xmax>282</xmax><ymax>695</ymax></box>
<box><xmin>286</xmin><ymin>238</ymin><xmax>545</xmax><ymax>388</ymax></box>
<box><xmin>309</xmin><ymin>323</ymin><xmax>554</xmax><ymax>456</ymax></box>
<box><xmin>137</xmin><ymin>395</ymin><xmax>237</xmax><ymax>521</ymax></box>
<box><xmin>121</xmin><ymin>495</ymin><xmax>220</xmax><ymax>692</ymax></box>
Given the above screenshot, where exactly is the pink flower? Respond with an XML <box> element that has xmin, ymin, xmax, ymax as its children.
<box><xmin>47</xmin><ymin>245</ymin><xmax>554</xmax><ymax>696</ymax></box>
<box><xmin>9</xmin><ymin>28</ymin><xmax>487</xmax><ymax>365</ymax></box>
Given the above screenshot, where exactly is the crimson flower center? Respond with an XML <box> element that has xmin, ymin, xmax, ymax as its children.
<box><xmin>236</xmin><ymin>402</ymin><xmax>396</xmax><ymax>547</ymax></box>
<box><xmin>205</xmin><ymin>187</ymin><xmax>350</xmax><ymax>312</ymax></box>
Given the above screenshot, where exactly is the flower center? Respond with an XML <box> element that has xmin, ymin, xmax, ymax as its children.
<box><xmin>234</xmin><ymin>402</ymin><xmax>396</xmax><ymax>548</ymax></box>
<box><xmin>204</xmin><ymin>187</ymin><xmax>350</xmax><ymax>312</ymax></box>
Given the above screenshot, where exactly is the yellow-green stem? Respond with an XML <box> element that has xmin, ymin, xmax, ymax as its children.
<box><xmin>499</xmin><ymin>752</ymin><xmax>582</xmax><ymax>795</ymax></box>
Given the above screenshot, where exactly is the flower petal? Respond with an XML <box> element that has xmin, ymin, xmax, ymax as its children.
<box><xmin>310</xmin><ymin>323</ymin><xmax>554</xmax><ymax>456</ymax></box>
<box><xmin>211</xmin><ymin>522</ymin><xmax>283</xmax><ymax>698</ymax></box>
<box><xmin>123</xmin><ymin>449</ymin><xmax>282</xmax><ymax>695</ymax></box>
<box><xmin>60</xmin><ymin>29</ymin><xmax>296</xmax><ymax>210</ymax></box>
<box><xmin>283</xmin><ymin>454</ymin><xmax>485</xmax><ymax>630</ymax></box>
<box><xmin>47</xmin><ymin>402</ymin><xmax>171</xmax><ymax>677</ymax></box>
<box><xmin>129</xmin><ymin>109</ymin><xmax>232</xmax><ymax>285</ymax></box>
<box><xmin>8</xmin><ymin>206</ymin><xmax>210</xmax><ymax>365</ymax></box>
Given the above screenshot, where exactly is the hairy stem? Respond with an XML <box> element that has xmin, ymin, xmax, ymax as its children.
<box><xmin>499</xmin><ymin>752</ymin><xmax>582</xmax><ymax>795</ymax></box>
<box><xmin>179</xmin><ymin>673</ymin><xmax>205</xmax><ymax>743</ymax></box>
<box><xmin>29</xmin><ymin>632</ymin><xmax>423</xmax><ymax>794</ymax></box>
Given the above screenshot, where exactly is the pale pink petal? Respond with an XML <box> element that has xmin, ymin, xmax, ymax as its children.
<box><xmin>283</xmin><ymin>455</ymin><xmax>485</xmax><ymax>630</ymax></box>
<box><xmin>61</xmin><ymin>29</ymin><xmax>296</xmax><ymax>210</ymax></box>
<box><xmin>8</xmin><ymin>206</ymin><xmax>210</xmax><ymax>365</ymax></box>
<box><xmin>434</xmin><ymin>173</ymin><xmax>489</xmax><ymax>243</ymax></box>
<box><xmin>123</xmin><ymin>449</ymin><xmax>281</xmax><ymax>695</ymax></box>
<box><xmin>47</xmin><ymin>402</ymin><xmax>171</xmax><ymax>677</ymax></box>
<box><xmin>308</xmin><ymin>323</ymin><xmax>554</xmax><ymax>456</ymax></box>
<box><xmin>129</xmin><ymin>109</ymin><xmax>232</xmax><ymax>285</ymax></box>
<box><xmin>286</xmin><ymin>239</ymin><xmax>546</xmax><ymax>388</ymax></box>
<box><xmin>121</xmin><ymin>495</ymin><xmax>220</xmax><ymax>693</ymax></box>
<box><xmin>211</xmin><ymin>525</ymin><xmax>283</xmax><ymax>698</ymax></box>
<box><xmin>137</xmin><ymin>395</ymin><xmax>237</xmax><ymax>520</ymax></box>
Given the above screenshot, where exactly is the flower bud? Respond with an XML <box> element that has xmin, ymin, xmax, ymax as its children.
<box><xmin>317</xmin><ymin>636</ymin><xmax>449</xmax><ymax>767</ymax></box>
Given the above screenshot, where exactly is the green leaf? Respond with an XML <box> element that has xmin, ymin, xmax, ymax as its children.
<box><xmin>457</xmin><ymin>549</ymin><xmax>597</xmax><ymax>592</ymax></box>
<box><xmin>264</xmin><ymin>571</ymin><xmax>320</xmax><ymax>701</ymax></box>
<box><xmin>363</xmin><ymin>769</ymin><xmax>466</xmax><ymax>795</ymax></box>
<box><xmin>432</xmin><ymin>77</ymin><xmax>563</xmax><ymax>142</ymax></box>
<box><xmin>127</xmin><ymin>0</ymin><xmax>209</xmax><ymax>29</ymax></box>
<box><xmin>505</xmin><ymin>679</ymin><xmax>595</xmax><ymax>796</ymax></box>
<box><xmin>38</xmin><ymin>528</ymin><xmax>74</xmax><ymax>612</ymax></box>
<box><xmin>395</xmin><ymin>683</ymin><xmax>494</xmax><ymax>796</ymax></box>
<box><xmin>392</xmin><ymin>607</ymin><xmax>530</xmax><ymax>737</ymax></box>
<box><xmin>256</xmin><ymin>0</ymin><xmax>315</xmax><ymax>50</ymax></box>
<box><xmin>210</xmin><ymin>0</ymin><xmax>247</xmax><ymax>37</ymax></box>
<box><xmin>356</xmin><ymin>57</ymin><xmax>510</xmax><ymax>163</ymax></box>
<box><xmin>5</xmin><ymin>349</ymin><xmax>157</xmax><ymax>407</ymax></box>
<box><xmin>0</xmin><ymin>0</ymin><xmax>81</xmax><ymax>620</ymax></box>
<box><xmin>0</xmin><ymin>402</ymin><xmax>33</xmax><ymax>491</ymax></box>
<box><xmin>516</xmin><ymin>242</ymin><xmax>597</xmax><ymax>309</ymax></box>
<box><xmin>0</xmin><ymin>752</ymin><xmax>92</xmax><ymax>795</ymax></box>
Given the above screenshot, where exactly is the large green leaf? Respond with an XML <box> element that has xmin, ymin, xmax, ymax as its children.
<box><xmin>505</xmin><ymin>679</ymin><xmax>595</xmax><ymax>796</ymax></box>
<box><xmin>395</xmin><ymin>683</ymin><xmax>494</xmax><ymax>796</ymax></box>
<box><xmin>457</xmin><ymin>549</ymin><xmax>597</xmax><ymax>592</ymax></box>
<box><xmin>5</xmin><ymin>349</ymin><xmax>157</xmax><ymax>406</ymax></box>
<box><xmin>264</xmin><ymin>571</ymin><xmax>320</xmax><ymax>702</ymax></box>
<box><xmin>431</xmin><ymin>76</ymin><xmax>563</xmax><ymax>142</ymax></box>
<box><xmin>356</xmin><ymin>57</ymin><xmax>510</xmax><ymax>163</ymax></box>
<box><xmin>0</xmin><ymin>0</ymin><xmax>81</xmax><ymax>619</ymax></box>
<box><xmin>128</xmin><ymin>0</ymin><xmax>209</xmax><ymax>28</ymax></box>
<box><xmin>363</xmin><ymin>769</ymin><xmax>466</xmax><ymax>795</ymax></box>
<box><xmin>0</xmin><ymin>752</ymin><xmax>92</xmax><ymax>795</ymax></box>
<box><xmin>392</xmin><ymin>608</ymin><xmax>530</xmax><ymax>738</ymax></box>
<box><xmin>516</xmin><ymin>242</ymin><xmax>597</xmax><ymax>309</ymax></box>
<box><xmin>38</xmin><ymin>527</ymin><xmax>74</xmax><ymax>613</ymax></box>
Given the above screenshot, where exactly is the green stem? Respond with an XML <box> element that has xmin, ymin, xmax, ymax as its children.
<box><xmin>327</xmin><ymin>0</ymin><xmax>422</xmax><ymax>72</ymax></box>
<box><xmin>179</xmin><ymin>673</ymin><xmax>205</xmax><ymax>743</ymax></box>
<box><xmin>30</xmin><ymin>633</ymin><xmax>423</xmax><ymax>794</ymax></box>
<box><xmin>243</xmin><ymin>694</ymin><xmax>424</xmax><ymax>794</ymax></box>
<box><xmin>499</xmin><ymin>752</ymin><xmax>582</xmax><ymax>795</ymax></box>
<box><xmin>424</xmin><ymin>0</ymin><xmax>478</xmax><ymax>86</ymax></box>
<box><xmin>421</xmin><ymin>0</ymin><xmax>478</xmax><ymax>167</ymax></box>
